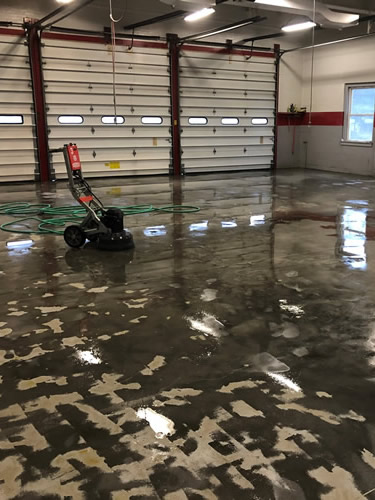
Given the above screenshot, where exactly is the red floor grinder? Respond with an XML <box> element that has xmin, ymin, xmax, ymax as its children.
<box><xmin>49</xmin><ymin>144</ymin><xmax>134</xmax><ymax>251</ymax></box>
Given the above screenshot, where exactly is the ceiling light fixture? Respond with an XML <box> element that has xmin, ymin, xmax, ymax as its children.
<box><xmin>56</xmin><ymin>0</ymin><xmax>74</xmax><ymax>4</ymax></box>
<box><xmin>282</xmin><ymin>20</ymin><xmax>316</xmax><ymax>32</ymax></box>
<box><xmin>254</xmin><ymin>0</ymin><xmax>291</xmax><ymax>6</ymax></box>
<box><xmin>184</xmin><ymin>7</ymin><xmax>215</xmax><ymax>22</ymax></box>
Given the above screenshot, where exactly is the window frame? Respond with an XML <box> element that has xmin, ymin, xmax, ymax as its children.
<box><xmin>343</xmin><ymin>83</ymin><xmax>375</xmax><ymax>146</ymax></box>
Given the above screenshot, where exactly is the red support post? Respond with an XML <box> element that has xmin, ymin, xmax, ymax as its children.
<box><xmin>273</xmin><ymin>43</ymin><xmax>281</xmax><ymax>170</ymax></box>
<box><xmin>167</xmin><ymin>34</ymin><xmax>182</xmax><ymax>176</ymax></box>
<box><xmin>27</xmin><ymin>25</ymin><xmax>50</xmax><ymax>182</ymax></box>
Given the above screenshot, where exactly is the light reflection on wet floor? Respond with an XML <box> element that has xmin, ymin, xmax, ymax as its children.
<box><xmin>0</xmin><ymin>169</ymin><xmax>375</xmax><ymax>499</ymax></box>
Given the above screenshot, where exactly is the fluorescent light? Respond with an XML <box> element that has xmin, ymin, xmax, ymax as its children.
<box><xmin>57</xmin><ymin>0</ymin><xmax>74</xmax><ymax>3</ymax></box>
<box><xmin>185</xmin><ymin>8</ymin><xmax>215</xmax><ymax>22</ymax></box>
<box><xmin>282</xmin><ymin>21</ymin><xmax>316</xmax><ymax>32</ymax></box>
<box><xmin>254</xmin><ymin>0</ymin><xmax>290</xmax><ymax>6</ymax></box>
<box><xmin>7</xmin><ymin>240</ymin><xmax>33</xmax><ymax>249</ymax></box>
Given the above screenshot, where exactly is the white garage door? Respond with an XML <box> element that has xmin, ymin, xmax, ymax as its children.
<box><xmin>179</xmin><ymin>46</ymin><xmax>276</xmax><ymax>173</ymax></box>
<box><xmin>42</xmin><ymin>35</ymin><xmax>171</xmax><ymax>179</ymax></box>
<box><xmin>0</xmin><ymin>30</ymin><xmax>37</xmax><ymax>182</ymax></box>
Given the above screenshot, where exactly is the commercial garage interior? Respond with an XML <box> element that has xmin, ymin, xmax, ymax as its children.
<box><xmin>0</xmin><ymin>0</ymin><xmax>375</xmax><ymax>498</ymax></box>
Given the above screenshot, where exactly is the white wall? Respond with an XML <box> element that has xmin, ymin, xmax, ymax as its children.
<box><xmin>301</xmin><ymin>36</ymin><xmax>375</xmax><ymax>112</ymax></box>
<box><xmin>279</xmin><ymin>50</ymin><xmax>303</xmax><ymax>112</ymax></box>
<box><xmin>277</xmin><ymin>35</ymin><xmax>375</xmax><ymax>175</ymax></box>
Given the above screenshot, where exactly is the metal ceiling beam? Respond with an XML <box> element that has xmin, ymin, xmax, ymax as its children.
<box><xmin>124</xmin><ymin>0</ymin><xmax>229</xmax><ymax>31</ymax></box>
<box><xmin>236</xmin><ymin>32</ymin><xmax>286</xmax><ymax>44</ymax></box>
<box><xmin>124</xmin><ymin>10</ymin><xmax>186</xmax><ymax>31</ymax></box>
<box><xmin>282</xmin><ymin>29</ymin><xmax>375</xmax><ymax>54</ymax></box>
<box><xmin>180</xmin><ymin>15</ymin><xmax>266</xmax><ymax>42</ymax></box>
<box><xmin>32</xmin><ymin>0</ymin><xmax>96</xmax><ymax>29</ymax></box>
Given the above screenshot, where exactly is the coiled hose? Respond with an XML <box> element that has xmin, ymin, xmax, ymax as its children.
<box><xmin>0</xmin><ymin>203</ymin><xmax>200</xmax><ymax>236</ymax></box>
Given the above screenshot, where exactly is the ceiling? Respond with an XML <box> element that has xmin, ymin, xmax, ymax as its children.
<box><xmin>1</xmin><ymin>0</ymin><xmax>374</xmax><ymax>47</ymax></box>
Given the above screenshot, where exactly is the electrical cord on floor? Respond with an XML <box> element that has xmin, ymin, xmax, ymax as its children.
<box><xmin>0</xmin><ymin>203</ymin><xmax>200</xmax><ymax>236</ymax></box>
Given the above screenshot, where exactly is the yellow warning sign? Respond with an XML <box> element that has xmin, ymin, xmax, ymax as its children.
<box><xmin>105</xmin><ymin>161</ymin><xmax>121</xmax><ymax>169</ymax></box>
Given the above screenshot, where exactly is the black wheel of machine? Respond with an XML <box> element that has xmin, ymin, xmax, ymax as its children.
<box><xmin>64</xmin><ymin>225</ymin><xmax>86</xmax><ymax>248</ymax></box>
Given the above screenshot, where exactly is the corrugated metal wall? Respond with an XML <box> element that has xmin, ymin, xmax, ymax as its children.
<box><xmin>42</xmin><ymin>36</ymin><xmax>172</xmax><ymax>179</ymax></box>
<box><xmin>0</xmin><ymin>31</ymin><xmax>37</xmax><ymax>181</ymax></box>
<box><xmin>179</xmin><ymin>48</ymin><xmax>276</xmax><ymax>173</ymax></box>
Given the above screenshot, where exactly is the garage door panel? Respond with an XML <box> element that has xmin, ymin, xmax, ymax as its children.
<box><xmin>181</xmin><ymin>99</ymin><xmax>274</xmax><ymax>109</ymax></box>
<box><xmin>180</xmin><ymin>53</ymin><xmax>274</xmax><ymax>73</ymax></box>
<box><xmin>43</xmin><ymin>38</ymin><xmax>171</xmax><ymax>178</ymax></box>
<box><xmin>0</xmin><ymin>40</ymin><xmax>28</xmax><ymax>57</ymax></box>
<box><xmin>182</xmin><ymin>137</ymin><xmax>273</xmax><ymax>147</ymax></box>
<box><xmin>46</xmin><ymin>93</ymin><xmax>170</xmax><ymax>107</ymax></box>
<box><xmin>49</xmin><ymin>137</ymin><xmax>171</xmax><ymax>149</ymax></box>
<box><xmin>0</xmin><ymin>33</ymin><xmax>36</xmax><ymax>182</ymax></box>
<box><xmin>182</xmin><ymin>146</ymin><xmax>273</xmax><ymax>159</ymax></box>
<box><xmin>180</xmin><ymin>49</ymin><xmax>276</xmax><ymax>173</ymax></box>
<box><xmin>44</xmin><ymin>69</ymin><xmax>169</xmax><ymax>87</ymax></box>
<box><xmin>52</xmin><ymin>160</ymin><xmax>168</xmax><ymax>177</ymax></box>
<box><xmin>49</xmin><ymin>127</ymin><xmax>171</xmax><ymax>140</ymax></box>
<box><xmin>181</xmin><ymin>77</ymin><xmax>274</xmax><ymax>91</ymax></box>
<box><xmin>43</xmin><ymin>43</ymin><xmax>168</xmax><ymax>65</ymax></box>
<box><xmin>180</xmin><ymin>90</ymin><xmax>275</xmax><ymax>101</ymax></box>
<box><xmin>46</xmin><ymin>81</ymin><xmax>168</xmax><ymax>98</ymax></box>
<box><xmin>45</xmin><ymin>59</ymin><xmax>169</xmax><ymax>78</ymax></box>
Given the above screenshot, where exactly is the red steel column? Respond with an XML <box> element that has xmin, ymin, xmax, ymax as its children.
<box><xmin>273</xmin><ymin>43</ymin><xmax>280</xmax><ymax>170</ymax></box>
<box><xmin>27</xmin><ymin>25</ymin><xmax>50</xmax><ymax>182</ymax></box>
<box><xmin>167</xmin><ymin>34</ymin><xmax>182</xmax><ymax>176</ymax></box>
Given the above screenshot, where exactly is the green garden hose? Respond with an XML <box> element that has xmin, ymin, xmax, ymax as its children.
<box><xmin>0</xmin><ymin>202</ymin><xmax>200</xmax><ymax>236</ymax></box>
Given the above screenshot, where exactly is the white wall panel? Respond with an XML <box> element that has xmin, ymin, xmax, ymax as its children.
<box><xmin>0</xmin><ymin>33</ymin><xmax>37</xmax><ymax>182</ymax></box>
<box><xmin>42</xmin><ymin>37</ymin><xmax>171</xmax><ymax>178</ymax></box>
<box><xmin>180</xmin><ymin>49</ymin><xmax>276</xmax><ymax>173</ymax></box>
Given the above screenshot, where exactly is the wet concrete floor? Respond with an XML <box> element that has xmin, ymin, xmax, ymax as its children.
<box><xmin>0</xmin><ymin>168</ymin><xmax>375</xmax><ymax>499</ymax></box>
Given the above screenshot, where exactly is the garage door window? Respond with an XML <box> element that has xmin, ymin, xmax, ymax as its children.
<box><xmin>0</xmin><ymin>115</ymin><xmax>23</xmax><ymax>125</ymax></box>
<box><xmin>102</xmin><ymin>116</ymin><xmax>125</xmax><ymax>124</ymax></box>
<box><xmin>58</xmin><ymin>115</ymin><xmax>84</xmax><ymax>124</ymax></box>
<box><xmin>189</xmin><ymin>117</ymin><xmax>208</xmax><ymax>125</ymax></box>
<box><xmin>344</xmin><ymin>84</ymin><xmax>375</xmax><ymax>143</ymax></box>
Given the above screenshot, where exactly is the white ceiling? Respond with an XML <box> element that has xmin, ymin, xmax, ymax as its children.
<box><xmin>1</xmin><ymin>0</ymin><xmax>373</xmax><ymax>47</ymax></box>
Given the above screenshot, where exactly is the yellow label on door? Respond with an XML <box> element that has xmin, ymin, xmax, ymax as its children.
<box><xmin>152</xmin><ymin>137</ymin><xmax>158</xmax><ymax>146</ymax></box>
<box><xmin>108</xmin><ymin>187</ymin><xmax>122</xmax><ymax>195</ymax></box>
<box><xmin>105</xmin><ymin>161</ymin><xmax>121</xmax><ymax>169</ymax></box>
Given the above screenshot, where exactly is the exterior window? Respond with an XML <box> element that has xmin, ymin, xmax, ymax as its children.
<box><xmin>221</xmin><ymin>117</ymin><xmax>239</xmax><ymax>125</ymax></box>
<box><xmin>251</xmin><ymin>118</ymin><xmax>268</xmax><ymax>125</ymax></box>
<box><xmin>189</xmin><ymin>117</ymin><xmax>208</xmax><ymax>125</ymax></box>
<box><xmin>0</xmin><ymin>115</ymin><xmax>23</xmax><ymax>124</ymax></box>
<box><xmin>141</xmin><ymin>116</ymin><xmax>162</xmax><ymax>124</ymax></box>
<box><xmin>101</xmin><ymin>116</ymin><xmax>125</xmax><ymax>124</ymax></box>
<box><xmin>344</xmin><ymin>84</ymin><xmax>375</xmax><ymax>143</ymax></box>
<box><xmin>58</xmin><ymin>115</ymin><xmax>84</xmax><ymax>124</ymax></box>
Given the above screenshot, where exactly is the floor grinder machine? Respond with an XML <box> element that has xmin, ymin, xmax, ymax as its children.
<box><xmin>49</xmin><ymin>144</ymin><xmax>134</xmax><ymax>251</ymax></box>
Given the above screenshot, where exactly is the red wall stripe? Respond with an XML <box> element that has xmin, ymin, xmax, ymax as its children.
<box><xmin>278</xmin><ymin>112</ymin><xmax>344</xmax><ymax>126</ymax></box>
<box><xmin>0</xmin><ymin>27</ymin><xmax>25</xmax><ymax>36</ymax></box>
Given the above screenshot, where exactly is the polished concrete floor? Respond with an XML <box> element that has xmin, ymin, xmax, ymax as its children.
<box><xmin>1</xmin><ymin>168</ymin><xmax>375</xmax><ymax>499</ymax></box>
